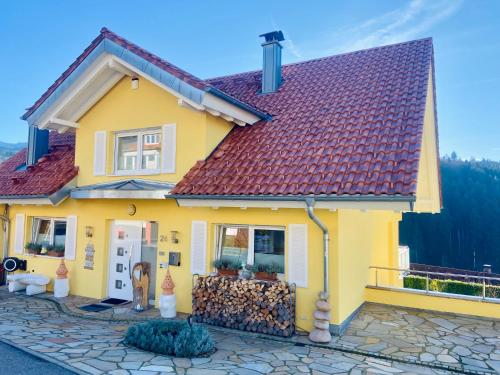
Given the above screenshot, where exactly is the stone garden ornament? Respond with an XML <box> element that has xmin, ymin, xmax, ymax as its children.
<box><xmin>159</xmin><ymin>268</ymin><xmax>176</xmax><ymax>318</ymax></box>
<box><xmin>54</xmin><ymin>259</ymin><xmax>69</xmax><ymax>298</ymax></box>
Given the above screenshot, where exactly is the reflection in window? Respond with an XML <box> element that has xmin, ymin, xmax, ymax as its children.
<box><xmin>117</xmin><ymin>135</ymin><xmax>138</xmax><ymax>171</ymax></box>
<box><xmin>142</xmin><ymin>133</ymin><xmax>161</xmax><ymax>170</ymax></box>
<box><xmin>216</xmin><ymin>225</ymin><xmax>284</xmax><ymax>273</ymax></box>
<box><xmin>31</xmin><ymin>217</ymin><xmax>67</xmax><ymax>256</ymax></box>
<box><xmin>254</xmin><ymin>229</ymin><xmax>285</xmax><ymax>272</ymax></box>
<box><xmin>33</xmin><ymin>218</ymin><xmax>51</xmax><ymax>246</ymax></box>
<box><xmin>219</xmin><ymin>226</ymin><xmax>249</xmax><ymax>267</ymax></box>
<box><xmin>115</xmin><ymin>130</ymin><xmax>162</xmax><ymax>173</ymax></box>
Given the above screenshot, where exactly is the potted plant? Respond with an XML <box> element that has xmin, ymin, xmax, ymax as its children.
<box><xmin>253</xmin><ymin>263</ymin><xmax>283</xmax><ymax>281</ymax></box>
<box><xmin>213</xmin><ymin>259</ymin><xmax>241</xmax><ymax>276</ymax></box>
<box><xmin>47</xmin><ymin>245</ymin><xmax>65</xmax><ymax>257</ymax></box>
<box><xmin>25</xmin><ymin>242</ymin><xmax>42</xmax><ymax>255</ymax></box>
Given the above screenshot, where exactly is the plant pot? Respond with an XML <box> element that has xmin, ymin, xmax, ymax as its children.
<box><xmin>255</xmin><ymin>272</ymin><xmax>277</xmax><ymax>281</ymax></box>
<box><xmin>217</xmin><ymin>269</ymin><xmax>239</xmax><ymax>277</ymax></box>
<box><xmin>47</xmin><ymin>251</ymin><xmax>64</xmax><ymax>257</ymax></box>
<box><xmin>26</xmin><ymin>249</ymin><xmax>39</xmax><ymax>255</ymax></box>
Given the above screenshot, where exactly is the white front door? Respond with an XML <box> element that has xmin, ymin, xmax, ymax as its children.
<box><xmin>108</xmin><ymin>220</ymin><xmax>142</xmax><ymax>301</ymax></box>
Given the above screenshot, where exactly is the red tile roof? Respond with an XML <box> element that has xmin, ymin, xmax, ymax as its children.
<box><xmin>0</xmin><ymin>133</ymin><xmax>77</xmax><ymax>197</ymax></box>
<box><xmin>173</xmin><ymin>39</ymin><xmax>435</xmax><ymax>197</ymax></box>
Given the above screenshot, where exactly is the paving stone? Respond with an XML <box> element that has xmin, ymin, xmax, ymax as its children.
<box><xmin>0</xmin><ymin>289</ymin><xmax>496</xmax><ymax>375</ymax></box>
<box><xmin>85</xmin><ymin>358</ymin><xmax>118</xmax><ymax>371</ymax></box>
<box><xmin>186</xmin><ymin>369</ymin><xmax>227</xmax><ymax>375</ymax></box>
<box><xmin>119</xmin><ymin>361</ymin><xmax>143</xmax><ymax>370</ymax></box>
<box><xmin>420</xmin><ymin>353</ymin><xmax>435</xmax><ymax>362</ymax></box>
<box><xmin>241</xmin><ymin>362</ymin><xmax>274</xmax><ymax>373</ymax></box>
<box><xmin>140</xmin><ymin>364</ymin><xmax>174</xmax><ymax>372</ymax></box>
<box><xmin>436</xmin><ymin>354</ymin><xmax>458</xmax><ymax>363</ymax></box>
<box><xmin>471</xmin><ymin>344</ymin><xmax>495</xmax><ymax>354</ymax></box>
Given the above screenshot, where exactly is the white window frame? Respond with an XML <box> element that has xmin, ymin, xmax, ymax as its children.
<box><xmin>31</xmin><ymin>217</ymin><xmax>67</xmax><ymax>251</ymax></box>
<box><xmin>215</xmin><ymin>224</ymin><xmax>285</xmax><ymax>274</ymax></box>
<box><xmin>114</xmin><ymin>128</ymin><xmax>162</xmax><ymax>175</ymax></box>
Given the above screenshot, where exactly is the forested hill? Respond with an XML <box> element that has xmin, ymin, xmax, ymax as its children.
<box><xmin>400</xmin><ymin>157</ymin><xmax>500</xmax><ymax>273</ymax></box>
<box><xmin>0</xmin><ymin>141</ymin><xmax>25</xmax><ymax>162</ymax></box>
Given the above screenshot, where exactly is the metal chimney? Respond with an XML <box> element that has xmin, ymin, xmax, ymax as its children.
<box><xmin>259</xmin><ymin>31</ymin><xmax>285</xmax><ymax>94</ymax></box>
<box><xmin>26</xmin><ymin>125</ymin><xmax>49</xmax><ymax>166</ymax></box>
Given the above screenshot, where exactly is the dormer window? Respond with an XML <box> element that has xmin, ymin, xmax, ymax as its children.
<box><xmin>115</xmin><ymin>129</ymin><xmax>162</xmax><ymax>174</ymax></box>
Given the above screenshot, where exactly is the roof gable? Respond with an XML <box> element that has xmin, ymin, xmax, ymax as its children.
<box><xmin>23</xmin><ymin>28</ymin><xmax>266</xmax><ymax>130</ymax></box>
<box><xmin>173</xmin><ymin>38</ymin><xmax>436</xmax><ymax>198</ymax></box>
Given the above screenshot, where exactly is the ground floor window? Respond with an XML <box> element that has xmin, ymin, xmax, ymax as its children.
<box><xmin>31</xmin><ymin>217</ymin><xmax>66</xmax><ymax>255</ymax></box>
<box><xmin>216</xmin><ymin>225</ymin><xmax>285</xmax><ymax>273</ymax></box>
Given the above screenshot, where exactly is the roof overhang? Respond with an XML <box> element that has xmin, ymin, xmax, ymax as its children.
<box><xmin>23</xmin><ymin>38</ymin><xmax>266</xmax><ymax>131</ymax></box>
<box><xmin>0</xmin><ymin>178</ymin><xmax>77</xmax><ymax>206</ymax></box>
<box><xmin>168</xmin><ymin>194</ymin><xmax>415</xmax><ymax>212</ymax></box>
<box><xmin>71</xmin><ymin>179</ymin><xmax>175</xmax><ymax>200</ymax></box>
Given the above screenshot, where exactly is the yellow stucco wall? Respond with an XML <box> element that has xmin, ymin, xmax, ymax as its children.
<box><xmin>7</xmin><ymin>200</ymin><xmax>338</xmax><ymax>331</ymax></box>
<box><xmin>334</xmin><ymin>210</ymin><xmax>402</xmax><ymax>323</ymax></box>
<box><xmin>414</xmin><ymin>66</ymin><xmax>441</xmax><ymax>213</ymax></box>
<box><xmin>0</xmin><ymin>204</ymin><xmax>5</xmax><ymax>257</ymax></box>
<box><xmin>74</xmin><ymin>77</ymin><xmax>233</xmax><ymax>186</ymax></box>
<box><xmin>366</xmin><ymin>287</ymin><xmax>500</xmax><ymax>319</ymax></box>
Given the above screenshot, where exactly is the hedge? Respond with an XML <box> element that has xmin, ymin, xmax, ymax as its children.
<box><xmin>123</xmin><ymin>320</ymin><xmax>214</xmax><ymax>357</ymax></box>
<box><xmin>404</xmin><ymin>275</ymin><xmax>500</xmax><ymax>299</ymax></box>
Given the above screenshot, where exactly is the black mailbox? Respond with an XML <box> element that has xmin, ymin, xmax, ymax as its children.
<box><xmin>169</xmin><ymin>252</ymin><xmax>181</xmax><ymax>267</ymax></box>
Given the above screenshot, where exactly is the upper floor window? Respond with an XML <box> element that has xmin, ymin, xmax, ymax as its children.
<box><xmin>115</xmin><ymin>130</ymin><xmax>161</xmax><ymax>174</ymax></box>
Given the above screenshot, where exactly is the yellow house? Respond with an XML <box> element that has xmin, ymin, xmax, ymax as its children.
<box><xmin>0</xmin><ymin>28</ymin><xmax>442</xmax><ymax>335</ymax></box>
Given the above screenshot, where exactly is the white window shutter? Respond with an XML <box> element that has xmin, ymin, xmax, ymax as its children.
<box><xmin>161</xmin><ymin>124</ymin><xmax>176</xmax><ymax>173</ymax></box>
<box><xmin>190</xmin><ymin>221</ymin><xmax>207</xmax><ymax>275</ymax></box>
<box><xmin>93</xmin><ymin>131</ymin><xmax>107</xmax><ymax>176</ymax></box>
<box><xmin>14</xmin><ymin>214</ymin><xmax>25</xmax><ymax>254</ymax></box>
<box><xmin>65</xmin><ymin>215</ymin><xmax>78</xmax><ymax>261</ymax></box>
<box><xmin>288</xmin><ymin>224</ymin><xmax>308</xmax><ymax>288</ymax></box>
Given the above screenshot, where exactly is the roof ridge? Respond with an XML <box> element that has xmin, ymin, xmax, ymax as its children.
<box><xmin>99</xmin><ymin>27</ymin><xmax>207</xmax><ymax>88</ymax></box>
<box><xmin>205</xmin><ymin>37</ymin><xmax>433</xmax><ymax>82</ymax></box>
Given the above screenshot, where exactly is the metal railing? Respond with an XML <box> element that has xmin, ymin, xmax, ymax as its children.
<box><xmin>369</xmin><ymin>266</ymin><xmax>500</xmax><ymax>300</ymax></box>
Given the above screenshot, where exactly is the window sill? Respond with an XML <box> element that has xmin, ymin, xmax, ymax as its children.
<box><xmin>24</xmin><ymin>254</ymin><xmax>65</xmax><ymax>259</ymax></box>
<box><xmin>109</xmin><ymin>170</ymin><xmax>162</xmax><ymax>177</ymax></box>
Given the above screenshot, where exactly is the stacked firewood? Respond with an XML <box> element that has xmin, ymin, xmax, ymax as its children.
<box><xmin>192</xmin><ymin>276</ymin><xmax>295</xmax><ymax>337</ymax></box>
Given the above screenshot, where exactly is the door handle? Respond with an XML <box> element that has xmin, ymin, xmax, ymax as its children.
<box><xmin>129</xmin><ymin>243</ymin><xmax>133</xmax><ymax>279</ymax></box>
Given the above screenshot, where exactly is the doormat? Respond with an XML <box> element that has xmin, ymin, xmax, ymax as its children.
<box><xmin>101</xmin><ymin>298</ymin><xmax>129</xmax><ymax>306</ymax></box>
<box><xmin>79</xmin><ymin>304</ymin><xmax>113</xmax><ymax>312</ymax></box>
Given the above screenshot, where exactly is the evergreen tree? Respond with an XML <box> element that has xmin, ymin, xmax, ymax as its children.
<box><xmin>400</xmin><ymin>158</ymin><xmax>500</xmax><ymax>272</ymax></box>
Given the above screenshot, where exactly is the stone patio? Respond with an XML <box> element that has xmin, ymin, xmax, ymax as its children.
<box><xmin>0</xmin><ymin>287</ymin><xmax>498</xmax><ymax>374</ymax></box>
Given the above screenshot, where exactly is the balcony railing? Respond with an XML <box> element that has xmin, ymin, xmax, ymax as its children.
<box><xmin>368</xmin><ymin>266</ymin><xmax>500</xmax><ymax>302</ymax></box>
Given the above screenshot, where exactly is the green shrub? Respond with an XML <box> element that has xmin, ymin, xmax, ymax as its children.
<box><xmin>404</xmin><ymin>275</ymin><xmax>500</xmax><ymax>298</ymax></box>
<box><xmin>123</xmin><ymin>320</ymin><xmax>214</xmax><ymax>357</ymax></box>
<box><xmin>403</xmin><ymin>275</ymin><xmax>427</xmax><ymax>290</ymax></box>
<box><xmin>213</xmin><ymin>259</ymin><xmax>241</xmax><ymax>271</ymax></box>
<box><xmin>174</xmin><ymin>324</ymin><xmax>215</xmax><ymax>358</ymax></box>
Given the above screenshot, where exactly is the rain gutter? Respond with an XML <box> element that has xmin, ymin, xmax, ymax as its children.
<box><xmin>168</xmin><ymin>194</ymin><xmax>416</xmax><ymax>202</ymax></box>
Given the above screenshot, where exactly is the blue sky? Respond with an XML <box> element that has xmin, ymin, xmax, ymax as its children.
<box><xmin>0</xmin><ymin>0</ymin><xmax>499</xmax><ymax>160</ymax></box>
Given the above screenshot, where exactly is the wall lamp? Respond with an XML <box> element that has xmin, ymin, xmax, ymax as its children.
<box><xmin>85</xmin><ymin>226</ymin><xmax>94</xmax><ymax>238</ymax></box>
<box><xmin>171</xmin><ymin>231</ymin><xmax>179</xmax><ymax>244</ymax></box>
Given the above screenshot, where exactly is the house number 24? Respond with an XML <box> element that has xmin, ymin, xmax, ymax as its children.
<box><xmin>160</xmin><ymin>235</ymin><xmax>168</xmax><ymax>242</ymax></box>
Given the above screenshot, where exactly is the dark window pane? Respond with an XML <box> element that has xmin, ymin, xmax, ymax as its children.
<box><xmin>254</xmin><ymin>229</ymin><xmax>285</xmax><ymax>273</ymax></box>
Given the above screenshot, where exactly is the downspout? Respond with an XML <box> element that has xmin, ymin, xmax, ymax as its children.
<box><xmin>305</xmin><ymin>198</ymin><xmax>329</xmax><ymax>295</ymax></box>
<box><xmin>1</xmin><ymin>205</ymin><xmax>9</xmax><ymax>261</ymax></box>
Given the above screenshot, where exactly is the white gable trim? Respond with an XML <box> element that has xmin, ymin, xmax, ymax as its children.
<box><xmin>27</xmin><ymin>40</ymin><xmax>263</xmax><ymax>132</ymax></box>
